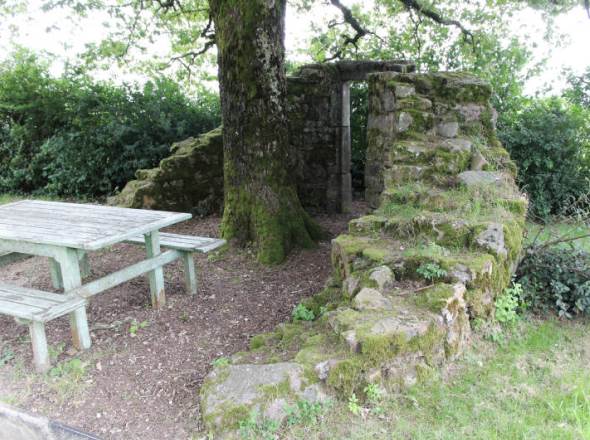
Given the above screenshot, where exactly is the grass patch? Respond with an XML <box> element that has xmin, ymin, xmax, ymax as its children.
<box><xmin>282</xmin><ymin>318</ymin><xmax>590</xmax><ymax>439</ymax></box>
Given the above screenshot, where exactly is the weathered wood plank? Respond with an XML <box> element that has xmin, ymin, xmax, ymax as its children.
<box><xmin>182</xmin><ymin>252</ymin><xmax>197</xmax><ymax>295</ymax></box>
<box><xmin>67</xmin><ymin>249</ymin><xmax>181</xmax><ymax>299</ymax></box>
<box><xmin>145</xmin><ymin>232</ymin><xmax>166</xmax><ymax>309</ymax></box>
<box><xmin>126</xmin><ymin>233</ymin><xmax>226</xmax><ymax>253</ymax></box>
<box><xmin>0</xmin><ymin>200</ymin><xmax>191</xmax><ymax>251</ymax></box>
<box><xmin>55</xmin><ymin>248</ymin><xmax>91</xmax><ymax>350</ymax></box>
<box><xmin>0</xmin><ymin>283</ymin><xmax>85</xmax><ymax>322</ymax></box>
<box><xmin>30</xmin><ymin>321</ymin><xmax>50</xmax><ymax>373</ymax></box>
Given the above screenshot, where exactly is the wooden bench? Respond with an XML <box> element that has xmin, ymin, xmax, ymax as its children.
<box><xmin>126</xmin><ymin>233</ymin><xmax>226</xmax><ymax>295</ymax></box>
<box><xmin>0</xmin><ymin>283</ymin><xmax>89</xmax><ymax>373</ymax></box>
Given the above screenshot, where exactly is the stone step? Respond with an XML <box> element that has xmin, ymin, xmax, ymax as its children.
<box><xmin>384</xmin><ymin>138</ymin><xmax>473</xmax><ymax>171</ymax></box>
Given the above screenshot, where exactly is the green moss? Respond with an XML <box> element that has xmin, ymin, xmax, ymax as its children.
<box><xmin>362</xmin><ymin>246</ymin><xmax>390</xmax><ymax>263</ymax></box>
<box><xmin>326</xmin><ymin>357</ymin><xmax>366</xmax><ymax>396</ymax></box>
<box><xmin>249</xmin><ymin>332</ymin><xmax>276</xmax><ymax>350</ymax></box>
<box><xmin>301</xmin><ymin>287</ymin><xmax>343</xmax><ymax>317</ymax></box>
<box><xmin>414</xmin><ymin>283</ymin><xmax>457</xmax><ymax>313</ymax></box>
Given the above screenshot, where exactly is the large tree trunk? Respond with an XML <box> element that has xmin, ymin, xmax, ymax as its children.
<box><xmin>210</xmin><ymin>0</ymin><xmax>322</xmax><ymax>264</ymax></box>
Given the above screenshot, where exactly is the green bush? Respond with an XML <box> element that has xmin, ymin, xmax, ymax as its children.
<box><xmin>0</xmin><ymin>50</ymin><xmax>221</xmax><ymax>197</ymax></box>
<box><xmin>516</xmin><ymin>248</ymin><xmax>590</xmax><ymax>318</ymax></box>
<box><xmin>498</xmin><ymin>98</ymin><xmax>590</xmax><ymax>219</ymax></box>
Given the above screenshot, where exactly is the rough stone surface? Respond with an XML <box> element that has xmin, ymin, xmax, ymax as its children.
<box><xmin>201</xmin><ymin>363</ymin><xmax>305</xmax><ymax>431</ymax></box>
<box><xmin>437</xmin><ymin>121</ymin><xmax>459</xmax><ymax>138</ymax></box>
<box><xmin>369</xmin><ymin>265</ymin><xmax>395</xmax><ymax>290</ymax></box>
<box><xmin>476</xmin><ymin>223</ymin><xmax>507</xmax><ymax>257</ymax></box>
<box><xmin>458</xmin><ymin>170</ymin><xmax>506</xmax><ymax>187</ymax></box>
<box><xmin>353</xmin><ymin>287</ymin><xmax>393</xmax><ymax>311</ymax></box>
<box><xmin>199</xmin><ymin>70</ymin><xmax>526</xmax><ymax>437</ymax></box>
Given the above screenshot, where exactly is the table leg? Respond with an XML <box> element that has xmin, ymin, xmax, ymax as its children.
<box><xmin>49</xmin><ymin>258</ymin><xmax>63</xmax><ymax>290</ymax></box>
<box><xmin>56</xmin><ymin>248</ymin><xmax>91</xmax><ymax>350</ymax></box>
<box><xmin>145</xmin><ymin>231</ymin><xmax>166</xmax><ymax>308</ymax></box>
<box><xmin>77</xmin><ymin>250</ymin><xmax>91</xmax><ymax>279</ymax></box>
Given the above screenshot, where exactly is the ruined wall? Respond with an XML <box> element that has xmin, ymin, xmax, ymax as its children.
<box><xmin>112</xmin><ymin>60</ymin><xmax>415</xmax><ymax>214</ymax></box>
<box><xmin>287</xmin><ymin>60</ymin><xmax>415</xmax><ymax>212</ymax></box>
<box><xmin>198</xmin><ymin>72</ymin><xmax>527</xmax><ymax>437</ymax></box>
<box><xmin>109</xmin><ymin>128</ymin><xmax>224</xmax><ymax>215</ymax></box>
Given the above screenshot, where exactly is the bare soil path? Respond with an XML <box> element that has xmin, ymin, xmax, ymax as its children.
<box><xmin>0</xmin><ymin>204</ymin><xmax>366</xmax><ymax>439</ymax></box>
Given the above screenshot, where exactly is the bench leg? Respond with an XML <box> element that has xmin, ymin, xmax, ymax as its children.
<box><xmin>49</xmin><ymin>258</ymin><xmax>63</xmax><ymax>290</ymax></box>
<box><xmin>181</xmin><ymin>252</ymin><xmax>198</xmax><ymax>295</ymax></box>
<box><xmin>77</xmin><ymin>250</ymin><xmax>91</xmax><ymax>279</ymax></box>
<box><xmin>69</xmin><ymin>307</ymin><xmax>91</xmax><ymax>350</ymax></box>
<box><xmin>29</xmin><ymin>321</ymin><xmax>50</xmax><ymax>373</ymax></box>
<box><xmin>145</xmin><ymin>231</ymin><xmax>166</xmax><ymax>308</ymax></box>
<box><xmin>57</xmin><ymin>248</ymin><xmax>92</xmax><ymax>351</ymax></box>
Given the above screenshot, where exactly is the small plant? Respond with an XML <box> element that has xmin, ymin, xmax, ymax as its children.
<box><xmin>495</xmin><ymin>282</ymin><xmax>523</xmax><ymax>325</ymax></box>
<box><xmin>238</xmin><ymin>410</ymin><xmax>279</xmax><ymax>440</ymax></box>
<box><xmin>292</xmin><ymin>303</ymin><xmax>315</xmax><ymax>321</ymax></box>
<box><xmin>48</xmin><ymin>342</ymin><xmax>65</xmax><ymax>361</ymax></box>
<box><xmin>49</xmin><ymin>358</ymin><xmax>87</xmax><ymax>380</ymax></box>
<box><xmin>348</xmin><ymin>393</ymin><xmax>362</xmax><ymax>415</ymax></box>
<box><xmin>129</xmin><ymin>320</ymin><xmax>149</xmax><ymax>337</ymax></box>
<box><xmin>364</xmin><ymin>383</ymin><xmax>384</xmax><ymax>403</ymax></box>
<box><xmin>285</xmin><ymin>399</ymin><xmax>326</xmax><ymax>426</ymax></box>
<box><xmin>416</xmin><ymin>262</ymin><xmax>448</xmax><ymax>281</ymax></box>
<box><xmin>179</xmin><ymin>311</ymin><xmax>190</xmax><ymax>323</ymax></box>
<box><xmin>211</xmin><ymin>357</ymin><xmax>231</xmax><ymax>367</ymax></box>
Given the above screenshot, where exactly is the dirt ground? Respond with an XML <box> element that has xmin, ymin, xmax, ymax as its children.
<box><xmin>0</xmin><ymin>203</ymin><xmax>367</xmax><ymax>439</ymax></box>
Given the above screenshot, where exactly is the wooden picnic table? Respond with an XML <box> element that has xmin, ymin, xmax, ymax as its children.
<box><xmin>0</xmin><ymin>200</ymin><xmax>193</xmax><ymax>369</ymax></box>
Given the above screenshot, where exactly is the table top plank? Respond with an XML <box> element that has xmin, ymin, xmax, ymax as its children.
<box><xmin>0</xmin><ymin>201</ymin><xmax>192</xmax><ymax>251</ymax></box>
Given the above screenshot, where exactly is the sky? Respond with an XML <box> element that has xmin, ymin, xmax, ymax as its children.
<box><xmin>0</xmin><ymin>0</ymin><xmax>589</xmax><ymax>95</ymax></box>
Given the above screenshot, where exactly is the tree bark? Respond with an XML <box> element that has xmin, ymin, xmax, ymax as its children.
<box><xmin>209</xmin><ymin>0</ymin><xmax>323</xmax><ymax>264</ymax></box>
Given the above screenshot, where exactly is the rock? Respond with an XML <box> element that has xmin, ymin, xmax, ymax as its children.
<box><xmin>457</xmin><ymin>103</ymin><xmax>485</xmax><ymax>122</ymax></box>
<box><xmin>449</xmin><ymin>264</ymin><xmax>474</xmax><ymax>284</ymax></box>
<box><xmin>395</xmin><ymin>83</ymin><xmax>415</xmax><ymax>98</ymax></box>
<box><xmin>353</xmin><ymin>288</ymin><xmax>393</xmax><ymax>311</ymax></box>
<box><xmin>343</xmin><ymin>330</ymin><xmax>360</xmax><ymax>352</ymax></box>
<box><xmin>314</xmin><ymin>359</ymin><xmax>339</xmax><ymax>381</ymax></box>
<box><xmin>457</xmin><ymin>170</ymin><xmax>506</xmax><ymax>187</ymax></box>
<box><xmin>200</xmin><ymin>362</ymin><xmax>305</xmax><ymax>432</ymax></box>
<box><xmin>476</xmin><ymin>223</ymin><xmax>507</xmax><ymax>257</ymax></box>
<box><xmin>369</xmin><ymin>266</ymin><xmax>395</xmax><ymax>291</ymax></box>
<box><xmin>436</xmin><ymin>121</ymin><xmax>459</xmax><ymax>138</ymax></box>
<box><xmin>343</xmin><ymin>275</ymin><xmax>360</xmax><ymax>298</ymax></box>
<box><xmin>442</xmin><ymin>138</ymin><xmax>472</xmax><ymax>152</ymax></box>
<box><xmin>397</xmin><ymin>112</ymin><xmax>413</xmax><ymax>132</ymax></box>
<box><xmin>369</xmin><ymin>314</ymin><xmax>430</xmax><ymax>339</ymax></box>
<box><xmin>300</xmin><ymin>383</ymin><xmax>330</xmax><ymax>403</ymax></box>
<box><xmin>470</xmin><ymin>151</ymin><xmax>488</xmax><ymax>171</ymax></box>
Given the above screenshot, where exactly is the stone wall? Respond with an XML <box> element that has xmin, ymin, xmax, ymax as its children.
<box><xmin>109</xmin><ymin>128</ymin><xmax>224</xmax><ymax>215</ymax></box>
<box><xmin>288</xmin><ymin>61</ymin><xmax>415</xmax><ymax>212</ymax></box>
<box><xmin>198</xmin><ymin>71</ymin><xmax>527</xmax><ymax>437</ymax></box>
<box><xmin>111</xmin><ymin>60</ymin><xmax>415</xmax><ymax>214</ymax></box>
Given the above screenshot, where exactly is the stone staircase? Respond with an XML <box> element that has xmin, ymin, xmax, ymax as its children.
<box><xmin>199</xmin><ymin>72</ymin><xmax>527</xmax><ymax>437</ymax></box>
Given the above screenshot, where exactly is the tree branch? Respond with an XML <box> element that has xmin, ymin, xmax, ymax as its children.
<box><xmin>326</xmin><ymin>0</ymin><xmax>384</xmax><ymax>61</ymax></box>
<box><xmin>400</xmin><ymin>0</ymin><xmax>473</xmax><ymax>42</ymax></box>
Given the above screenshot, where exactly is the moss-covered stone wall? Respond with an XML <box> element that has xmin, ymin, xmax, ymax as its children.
<box><xmin>198</xmin><ymin>71</ymin><xmax>527</xmax><ymax>437</ymax></box>
<box><xmin>108</xmin><ymin>128</ymin><xmax>225</xmax><ymax>215</ymax></box>
<box><xmin>111</xmin><ymin>61</ymin><xmax>416</xmax><ymax>214</ymax></box>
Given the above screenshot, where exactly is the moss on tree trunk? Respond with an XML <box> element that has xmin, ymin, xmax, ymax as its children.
<box><xmin>210</xmin><ymin>0</ymin><xmax>323</xmax><ymax>264</ymax></box>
